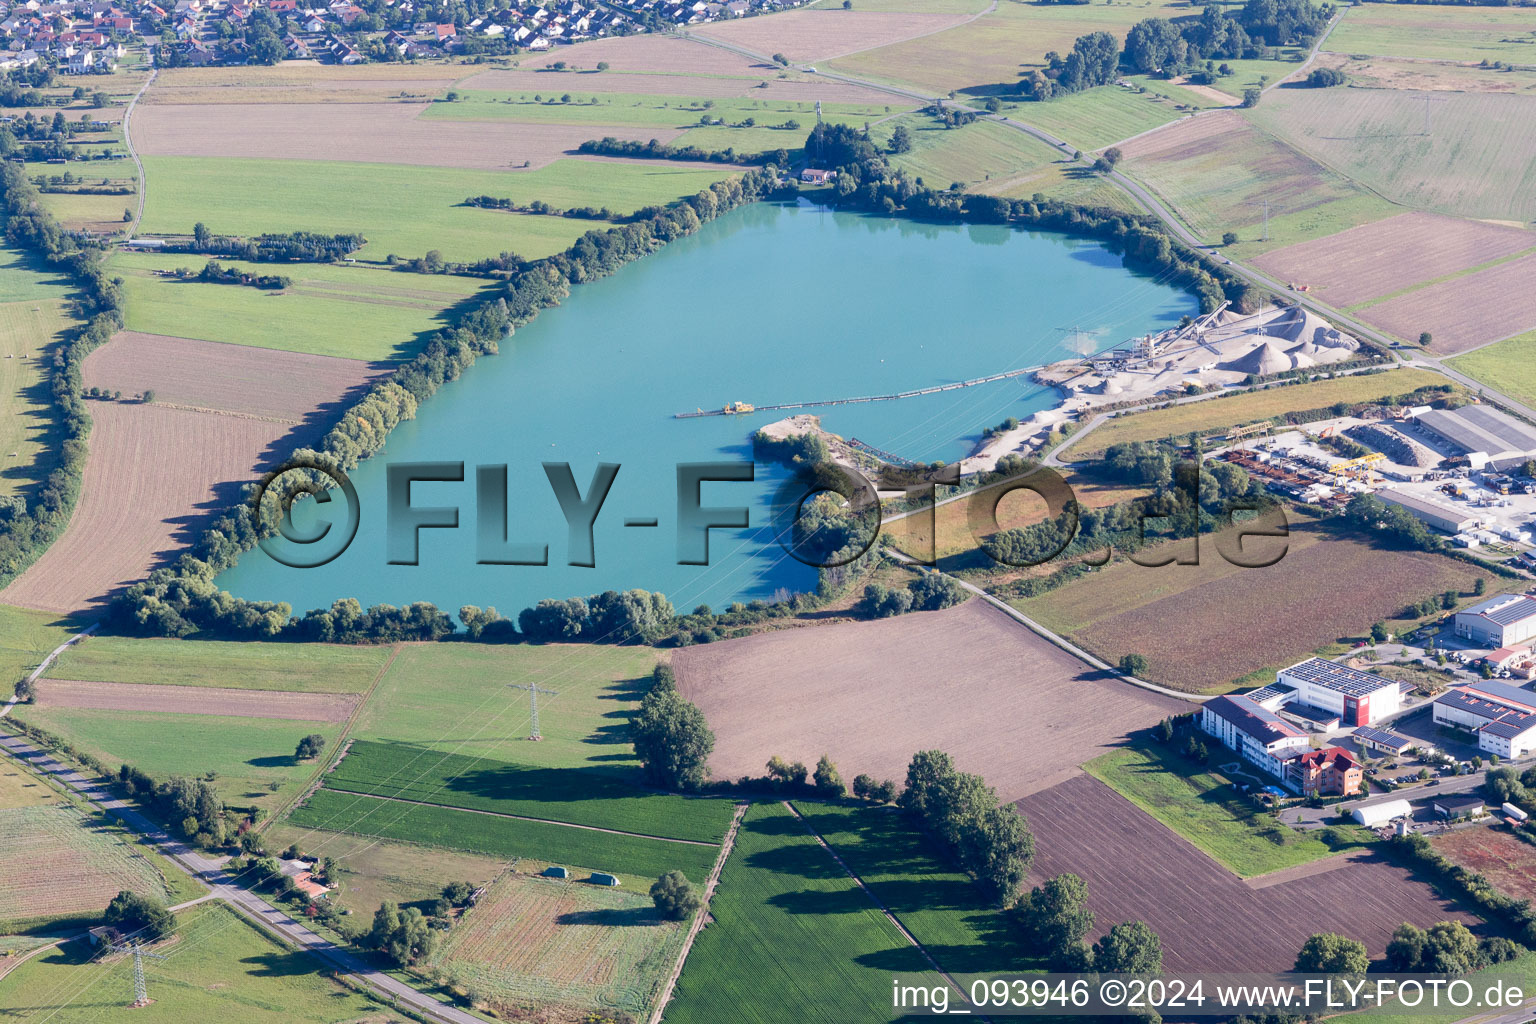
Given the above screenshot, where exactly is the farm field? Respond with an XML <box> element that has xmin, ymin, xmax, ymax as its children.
<box><xmin>984</xmin><ymin>158</ymin><xmax>1141</xmax><ymax>211</ymax></box>
<box><xmin>0</xmin><ymin>902</ymin><xmax>407</xmax><ymax>1023</ymax></box>
<box><xmin>142</xmin><ymin>60</ymin><xmax>467</xmax><ymax>104</ymax></box>
<box><xmin>0</xmin><ymin>759</ymin><xmax>65</xmax><ymax>810</ymax></box>
<box><xmin>1001</xmin><ymin>87</ymin><xmax>1200</xmax><ymax>153</ymax></box>
<box><xmin>1084</xmin><ymin>744</ymin><xmax>1369</xmax><ymax>877</ymax></box>
<box><xmin>421</xmin><ymin>90</ymin><xmax>899</xmax><ymax>129</ymax></box>
<box><xmin>349</xmin><ymin>642</ymin><xmax>657</xmax><ymax>772</ymax></box>
<box><xmin>1434</xmin><ymin>827</ymin><xmax>1536</xmax><ymax>903</ymax></box>
<box><xmin>664</xmin><ymin>801</ymin><xmax>932</xmax><ymax>1024</ymax></box>
<box><xmin>35</xmin><ymin>188</ymin><xmax>136</xmax><ymax>233</ymax></box>
<box><xmin>135</xmin><ymin>155</ymin><xmax>735</xmax><ymax>262</ymax></box>
<box><xmin>287</xmin><ymin>788</ymin><xmax>720</xmax><ymax>883</ymax></box>
<box><xmin>869</xmin><ymin>114</ymin><xmax>1059</xmax><ymax>189</ymax></box>
<box><xmin>0</xmin><ymin>399</ymin><xmax>293</xmax><ymax>614</ymax></box>
<box><xmin>1362</xmin><ymin>252</ymin><xmax>1536</xmax><ymax>354</ymax></box>
<box><xmin>1058</xmin><ymin>368</ymin><xmax>1452</xmax><ymax>460</ymax></box>
<box><xmin>260</xmin><ymin>824</ymin><xmax>505</xmax><ymax>917</ymax></box>
<box><xmin>1446</xmin><ymin>330</ymin><xmax>1536</xmax><ymax>410</ymax></box>
<box><xmin>1010</xmin><ymin>519</ymin><xmax>1494</xmax><ymax>692</ymax></box>
<box><xmin>1325</xmin><ymin>4</ymin><xmax>1536</xmax><ymax>64</ymax></box>
<box><xmin>11</xmin><ymin>707</ymin><xmax>340</xmax><ymax>816</ymax></box>
<box><xmin>0</xmin><ymin>806</ymin><xmax>168</xmax><ymax>930</ymax></box>
<box><xmin>45</xmin><ymin>635</ymin><xmax>393</xmax><ymax>694</ymax></box>
<box><xmin>0</xmin><ymin>605</ymin><xmax>75</xmax><ymax>703</ymax></box>
<box><xmin>790</xmin><ymin>801</ymin><xmax>1035</xmax><ymax>976</ymax></box>
<box><xmin>33</xmin><ymin>679</ymin><xmax>359</xmax><ymax>723</ymax></box>
<box><xmin>1117</xmin><ymin>110</ymin><xmax>1397</xmax><ymax>254</ymax></box>
<box><xmin>131</xmin><ymin>101</ymin><xmax>688</xmax><ymax>172</ymax></box>
<box><xmin>1020</xmin><ymin>774</ymin><xmax>1479</xmax><ymax>972</ymax></box>
<box><xmin>674</xmin><ymin>599</ymin><xmax>1183</xmax><ymax>802</ymax></box>
<box><xmin>1252</xmin><ymin>213</ymin><xmax>1536</xmax><ymax>310</ymax></box>
<box><xmin>325</xmin><ymin>740</ymin><xmax>736</xmax><ymax>843</ymax></box>
<box><xmin>694</xmin><ymin>9</ymin><xmax>974</xmax><ymax>62</ymax></box>
<box><xmin>110</xmin><ymin>253</ymin><xmax>492</xmax><ymax>361</ymax></box>
<box><xmin>1250</xmin><ymin>87</ymin><xmax>1536</xmax><ymax>224</ymax></box>
<box><xmin>1308</xmin><ymin>52</ymin><xmax>1536</xmax><ymax>94</ymax></box>
<box><xmin>425</xmin><ymin>869</ymin><xmax>687</xmax><ymax>1021</ymax></box>
<box><xmin>826</xmin><ymin>0</ymin><xmax>1192</xmax><ymax>96</ymax></box>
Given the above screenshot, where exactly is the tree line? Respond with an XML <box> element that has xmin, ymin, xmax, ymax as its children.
<box><xmin>576</xmin><ymin>136</ymin><xmax>788</xmax><ymax>168</ymax></box>
<box><xmin>464</xmin><ymin>195</ymin><xmax>619</xmax><ymax>221</ymax></box>
<box><xmin>172</xmin><ymin>260</ymin><xmax>291</xmax><ymax>290</ymax></box>
<box><xmin>159</xmin><ymin>224</ymin><xmax>367</xmax><ymax>262</ymax></box>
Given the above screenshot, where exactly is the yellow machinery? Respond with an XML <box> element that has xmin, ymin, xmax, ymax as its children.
<box><xmin>1329</xmin><ymin>451</ymin><xmax>1385</xmax><ymax>483</ymax></box>
<box><xmin>723</xmin><ymin>401</ymin><xmax>755</xmax><ymax>415</ymax></box>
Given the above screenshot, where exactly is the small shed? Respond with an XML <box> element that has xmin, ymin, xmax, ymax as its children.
<box><xmin>542</xmin><ymin>866</ymin><xmax>569</xmax><ymax>879</ymax></box>
<box><xmin>1353</xmin><ymin>798</ymin><xmax>1412</xmax><ymax>827</ymax></box>
<box><xmin>589</xmin><ymin>872</ymin><xmax>620</xmax><ymax>887</ymax></box>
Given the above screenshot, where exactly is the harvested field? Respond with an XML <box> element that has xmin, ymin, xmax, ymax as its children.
<box><xmin>1325</xmin><ymin>3</ymin><xmax>1536</xmax><ymax>64</ymax></box>
<box><xmin>1020</xmin><ymin>774</ymin><xmax>1479</xmax><ymax>973</ymax></box>
<box><xmin>426</xmin><ymin>870</ymin><xmax>686</xmax><ymax>1020</ymax></box>
<box><xmin>1365</xmin><ymin>252</ymin><xmax>1536</xmax><ymax>353</ymax></box>
<box><xmin>131</xmin><ymin>102</ymin><xmax>683</xmax><ymax>171</ymax></box>
<box><xmin>1308</xmin><ymin>53</ymin><xmax>1536</xmax><ymax>95</ymax></box>
<box><xmin>84</xmin><ymin>332</ymin><xmax>384</xmax><ymax>421</ymax></box>
<box><xmin>0</xmin><ymin>806</ymin><xmax>168</xmax><ymax>926</ymax></box>
<box><xmin>674</xmin><ymin>599</ymin><xmax>1184</xmax><ymax>801</ymax></box>
<box><xmin>1252</xmin><ymin>213</ymin><xmax>1536</xmax><ymax>309</ymax></box>
<box><xmin>34</xmin><ymin>679</ymin><xmax>358</xmax><ymax>723</ymax></box>
<box><xmin>1012</xmin><ymin>520</ymin><xmax>1494</xmax><ymax>692</ymax></box>
<box><xmin>0</xmin><ymin>402</ymin><xmax>290</xmax><ymax>614</ymax></box>
<box><xmin>143</xmin><ymin>60</ymin><xmax>464</xmax><ymax>104</ymax></box>
<box><xmin>694</xmin><ymin>10</ymin><xmax>973</xmax><ymax>62</ymax></box>
<box><xmin>1117</xmin><ymin>110</ymin><xmax>1395</xmax><ymax>251</ymax></box>
<box><xmin>1434</xmin><ymin>828</ymin><xmax>1536</xmax><ymax>903</ymax></box>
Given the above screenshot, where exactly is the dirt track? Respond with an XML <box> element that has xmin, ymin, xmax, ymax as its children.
<box><xmin>131</xmin><ymin>102</ymin><xmax>683</xmax><ymax>171</ymax></box>
<box><xmin>674</xmin><ymin>600</ymin><xmax>1183</xmax><ymax>801</ymax></box>
<box><xmin>1021</xmin><ymin>775</ymin><xmax>1479</xmax><ymax>972</ymax></box>
<box><xmin>35</xmin><ymin>679</ymin><xmax>357</xmax><ymax>722</ymax></box>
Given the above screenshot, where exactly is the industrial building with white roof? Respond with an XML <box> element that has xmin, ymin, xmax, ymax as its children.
<box><xmin>1275</xmin><ymin>657</ymin><xmax>1402</xmax><ymax>727</ymax></box>
<box><xmin>1454</xmin><ymin>594</ymin><xmax>1536</xmax><ymax>648</ymax></box>
<box><xmin>1415</xmin><ymin>405</ymin><xmax>1536</xmax><ymax>471</ymax></box>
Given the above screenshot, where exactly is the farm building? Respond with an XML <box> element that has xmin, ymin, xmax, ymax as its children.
<box><xmin>1415</xmin><ymin>405</ymin><xmax>1536</xmax><ymax>471</ymax></box>
<box><xmin>1432</xmin><ymin>794</ymin><xmax>1486</xmax><ymax>820</ymax></box>
<box><xmin>1376</xmin><ymin>489</ymin><xmax>1479</xmax><ymax>535</ymax></box>
<box><xmin>1454</xmin><ymin>594</ymin><xmax>1536</xmax><ymax>647</ymax></box>
<box><xmin>1199</xmin><ymin>694</ymin><xmax>1310</xmax><ymax>781</ymax></box>
<box><xmin>1432</xmin><ymin>680</ymin><xmax>1536</xmax><ymax>757</ymax></box>
<box><xmin>799</xmin><ymin>168</ymin><xmax>837</xmax><ymax>184</ymax></box>
<box><xmin>1285</xmin><ymin>746</ymin><xmax>1363</xmax><ymax>797</ymax></box>
<box><xmin>1277</xmin><ymin>657</ymin><xmax>1402</xmax><ymax>727</ymax></box>
<box><xmin>1352</xmin><ymin>798</ymin><xmax>1411</xmax><ymax>828</ymax></box>
<box><xmin>1351</xmin><ymin>725</ymin><xmax>1419</xmax><ymax>757</ymax></box>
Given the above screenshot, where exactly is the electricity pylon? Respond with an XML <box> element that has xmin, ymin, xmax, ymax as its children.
<box><xmin>508</xmin><ymin>683</ymin><xmax>559</xmax><ymax>741</ymax></box>
<box><xmin>106</xmin><ymin>941</ymin><xmax>167</xmax><ymax>1008</ymax></box>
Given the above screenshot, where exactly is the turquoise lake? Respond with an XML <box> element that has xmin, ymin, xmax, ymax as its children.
<box><xmin>217</xmin><ymin>200</ymin><xmax>1197</xmax><ymax>616</ymax></box>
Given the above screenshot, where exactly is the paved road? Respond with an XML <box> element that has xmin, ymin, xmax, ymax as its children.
<box><xmin>0</xmin><ymin>726</ymin><xmax>484</xmax><ymax>1024</ymax></box>
<box><xmin>1</xmin><ymin>623</ymin><xmax>97</xmax><ymax>718</ymax></box>
<box><xmin>121</xmin><ymin>68</ymin><xmax>156</xmax><ymax>236</ymax></box>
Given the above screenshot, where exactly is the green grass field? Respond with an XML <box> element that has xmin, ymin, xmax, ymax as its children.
<box><xmin>288</xmin><ymin>787</ymin><xmax>719</xmax><ymax>883</ymax></box>
<box><xmin>790</xmin><ymin>802</ymin><xmax>1035</xmax><ymax>978</ymax></box>
<box><xmin>827</xmin><ymin>0</ymin><xmax>1194</xmax><ymax>95</ymax></box>
<box><xmin>0</xmin><ymin>245</ymin><xmax>74</xmax><ymax>304</ymax></box>
<box><xmin>136</xmin><ymin>156</ymin><xmax>735</xmax><ymax>263</ymax></box>
<box><xmin>0</xmin><ymin>605</ymin><xmax>78</xmax><ymax>702</ymax></box>
<box><xmin>326</xmin><ymin>740</ymin><xmax>736</xmax><ymax>842</ymax></box>
<box><xmin>350</xmin><ymin>642</ymin><xmax>657</xmax><ymax>773</ymax></box>
<box><xmin>45</xmin><ymin>635</ymin><xmax>393</xmax><ymax>693</ymax></box>
<box><xmin>869</xmin><ymin>112</ymin><xmax>1059</xmax><ymax>188</ymax></box>
<box><xmin>1447</xmin><ymin>330</ymin><xmax>1536</xmax><ymax>409</ymax></box>
<box><xmin>1250</xmin><ymin>87</ymin><xmax>1536</xmax><ymax>223</ymax></box>
<box><xmin>1003</xmin><ymin>86</ymin><xmax>1203</xmax><ymax>152</ymax></box>
<box><xmin>0</xmin><ymin>903</ymin><xmax>406</xmax><ymax>1023</ymax></box>
<box><xmin>665</xmin><ymin>802</ymin><xmax>933</xmax><ymax>1024</ymax></box>
<box><xmin>808</xmin><ymin>0</ymin><xmax>988</xmax><ymax>11</ymax></box>
<box><xmin>109</xmin><ymin>250</ymin><xmax>495</xmax><ymax>361</ymax></box>
<box><xmin>0</xmin><ymin>299</ymin><xmax>72</xmax><ymax>500</ymax></box>
<box><xmin>1327</xmin><ymin>3</ymin><xmax>1536</xmax><ymax>63</ymax></box>
<box><xmin>1084</xmin><ymin>745</ymin><xmax>1371</xmax><ymax>877</ymax></box>
<box><xmin>985</xmin><ymin>158</ymin><xmax>1142</xmax><ymax>212</ymax></box>
<box><xmin>423</xmin><ymin>90</ymin><xmax>899</xmax><ymax>127</ymax></box>
<box><xmin>35</xmin><ymin>188</ymin><xmax>135</xmax><ymax>230</ymax></box>
<box><xmin>11</xmin><ymin>707</ymin><xmax>341</xmax><ymax>817</ymax></box>
<box><xmin>1059</xmin><ymin>368</ymin><xmax>1453</xmax><ymax>460</ymax></box>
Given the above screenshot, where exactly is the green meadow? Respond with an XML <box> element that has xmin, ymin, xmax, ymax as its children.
<box><xmin>136</xmin><ymin>156</ymin><xmax>735</xmax><ymax>263</ymax></box>
<box><xmin>45</xmin><ymin>635</ymin><xmax>393</xmax><ymax>694</ymax></box>
<box><xmin>421</xmin><ymin>90</ymin><xmax>899</xmax><ymax>127</ymax></box>
<box><xmin>0</xmin><ymin>605</ymin><xmax>78</xmax><ymax>700</ymax></box>
<box><xmin>869</xmin><ymin>113</ymin><xmax>1059</xmax><ymax>189</ymax></box>
<box><xmin>1327</xmin><ymin>3</ymin><xmax>1536</xmax><ymax>63</ymax></box>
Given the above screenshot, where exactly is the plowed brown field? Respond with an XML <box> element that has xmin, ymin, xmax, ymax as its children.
<box><xmin>1253</xmin><ymin>212</ymin><xmax>1536</xmax><ymax>308</ymax></box>
<box><xmin>674</xmin><ymin>599</ymin><xmax>1184</xmax><ymax>801</ymax></box>
<box><xmin>1366</xmin><ymin>251</ymin><xmax>1536</xmax><ymax>353</ymax></box>
<box><xmin>1021</xmin><ymin>775</ymin><xmax>1480</xmax><ymax>972</ymax></box>
<box><xmin>1434</xmin><ymin>827</ymin><xmax>1536</xmax><ymax>903</ymax></box>
<box><xmin>695</xmin><ymin>10</ymin><xmax>973</xmax><ymax>62</ymax></box>
<box><xmin>35</xmin><ymin>679</ymin><xmax>358</xmax><ymax>721</ymax></box>
<box><xmin>131</xmin><ymin>102</ymin><xmax>682</xmax><ymax>171</ymax></box>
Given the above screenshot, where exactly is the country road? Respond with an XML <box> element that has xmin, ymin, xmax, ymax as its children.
<box><xmin>0</xmin><ymin>725</ymin><xmax>484</xmax><ymax>1024</ymax></box>
<box><xmin>121</xmin><ymin>67</ymin><xmax>155</xmax><ymax>236</ymax></box>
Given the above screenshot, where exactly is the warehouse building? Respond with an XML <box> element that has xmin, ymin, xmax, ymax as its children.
<box><xmin>1352</xmin><ymin>798</ymin><xmax>1412</xmax><ymax>828</ymax></box>
<box><xmin>1376</xmin><ymin>488</ymin><xmax>1479</xmax><ymax>535</ymax></box>
<box><xmin>1454</xmin><ymin>594</ymin><xmax>1536</xmax><ymax>647</ymax></box>
<box><xmin>1200</xmin><ymin>694</ymin><xmax>1310</xmax><ymax>780</ymax></box>
<box><xmin>1432</xmin><ymin>680</ymin><xmax>1536</xmax><ymax>758</ymax></box>
<box><xmin>1277</xmin><ymin>657</ymin><xmax>1402</xmax><ymax>727</ymax></box>
<box><xmin>1432</xmin><ymin>794</ymin><xmax>1487</xmax><ymax>820</ymax></box>
<box><xmin>1415</xmin><ymin>405</ymin><xmax>1536</xmax><ymax>471</ymax></box>
<box><xmin>1352</xmin><ymin>725</ymin><xmax>1419</xmax><ymax>757</ymax></box>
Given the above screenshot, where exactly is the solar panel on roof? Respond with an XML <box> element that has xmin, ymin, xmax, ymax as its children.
<box><xmin>1282</xmin><ymin>658</ymin><xmax>1393</xmax><ymax>698</ymax></box>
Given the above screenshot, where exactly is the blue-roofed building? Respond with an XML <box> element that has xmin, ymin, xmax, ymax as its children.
<box><xmin>1433</xmin><ymin>681</ymin><xmax>1536</xmax><ymax>758</ymax></box>
<box><xmin>1455</xmin><ymin>594</ymin><xmax>1536</xmax><ymax>648</ymax></box>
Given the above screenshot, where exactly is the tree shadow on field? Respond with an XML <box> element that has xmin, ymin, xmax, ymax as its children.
<box><xmin>241</xmin><ymin>949</ymin><xmax>336</xmax><ymax>978</ymax></box>
<box><xmin>247</xmin><ymin>754</ymin><xmax>298</xmax><ymax>768</ymax></box>
<box><xmin>556</xmin><ymin>906</ymin><xmax>660</xmax><ymax>927</ymax></box>
<box><xmin>767</xmin><ymin>886</ymin><xmax>881</xmax><ymax>916</ymax></box>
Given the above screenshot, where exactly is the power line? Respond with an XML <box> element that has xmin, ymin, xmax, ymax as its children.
<box><xmin>1413</xmin><ymin>93</ymin><xmax>1448</xmax><ymax>137</ymax></box>
<box><xmin>507</xmin><ymin>682</ymin><xmax>560</xmax><ymax>740</ymax></box>
<box><xmin>1244</xmin><ymin>199</ymin><xmax>1282</xmax><ymax>243</ymax></box>
<box><xmin>105</xmin><ymin>941</ymin><xmax>167</xmax><ymax>1008</ymax></box>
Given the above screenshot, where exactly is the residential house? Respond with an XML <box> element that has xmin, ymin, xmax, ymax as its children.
<box><xmin>1286</xmin><ymin>747</ymin><xmax>1363</xmax><ymax>797</ymax></box>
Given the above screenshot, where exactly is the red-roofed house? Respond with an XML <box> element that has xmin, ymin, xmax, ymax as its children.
<box><xmin>1286</xmin><ymin>747</ymin><xmax>1363</xmax><ymax>797</ymax></box>
<box><xmin>434</xmin><ymin>21</ymin><xmax>455</xmax><ymax>38</ymax></box>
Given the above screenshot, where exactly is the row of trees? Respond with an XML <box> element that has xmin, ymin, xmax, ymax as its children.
<box><xmin>110</xmin><ymin>171</ymin><xmax>779</xmax><ymax>640</ymax></box>
<box><xmin>901</xmin><ymin>750</ymin><xmax>1034</xmax><ymax>906</ymax></box>
<box><xmin>174</xmin><ymin>260</ymin><xmax>291</xmax><ymax>290</ymax></box>
<box><xmin>1342</xmin><ymin>492</ymin><xmax>1446</xmax><ymax>553</ymax></box>
<box><xmin>858</xmin><ymin>573</ymin><xmax>968</xmax><ymax>618</ymax></box>
<box><xmin>1295</xmin><ymin>921</ymin><xmax>1518</xmax><ymax>976</ymax></box>
<box><xmin>576</xmin><ymin>136</ymin><xmax>786</xmax><ymax>167</ymax></box>
<box><xmin>464</xmin><ymin>195</ymin><xmax>618</xmax><ymax>221</ymax></box>
<box><xmin>117</xmin><ymin>764</ymin><xmax>227</xmax><ymax>848</ymax></box>
<box><xmin>1018</xmin><ymin>872</ymin><xmax>1163</xmax><ymax>972</ymax></box>
<box><xmin>162</xmin><ymin>224</ymin><xmax>367</xmax><ymax>262</ymax></box>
